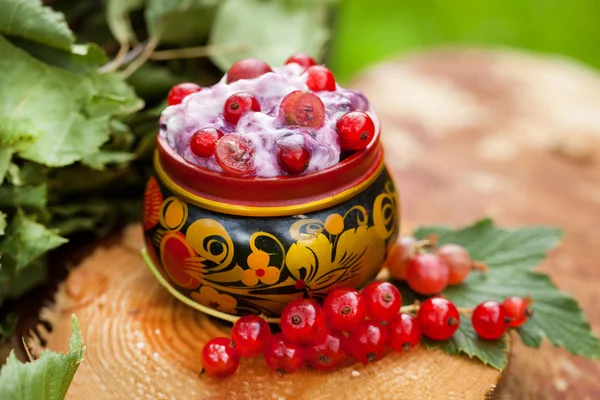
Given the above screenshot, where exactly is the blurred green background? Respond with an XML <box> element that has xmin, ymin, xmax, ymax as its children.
<box><xmin>330</xmin><ymin>0</ymin><xmax>600</xmax><ymax>82</ymax></box>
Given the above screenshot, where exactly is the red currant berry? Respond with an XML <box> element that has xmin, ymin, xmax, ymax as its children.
<box><xmin>347</xmin><ymin>320</ymin><xmax>388</xmax><ymax>364</ymax></box>
<box><xmin>231</xmin><ymin>315</ymin><xmax>271</xmax><ymax>357</ymax></box>
<box><xmin>406</xmin><ymin>253</ymin><xmax>449</xmax><ymax>295</ymax></box>
<box><xmin>264</xmin><ymin>333</ymin><xmax>305</xmax><ymax>376</ymax></box>
<box><xmin>305</xmin><ymin>65</ymin><xmax>336</xmax><ymax>91</ymax></box>
<box><xmin>214</xmin><ymin>133</ymin><xmax>255</xmax><ymax>176</ymax></box>
<box><xmin>280</xmin><ymin>298</ymin><xmax>327</xmax><ymax>345</ymax></box>
<box><xmin>285</xmin><ymin>52</ymin><xmax>317</xmax><ymax>68</ymax></box>
<box><xmin>437</xmin><ymin>244</ymin><xmax>472</xmax><ymax>285</ymax></box>
<box><xmin>306</xmin><ymin>329</ymin><xmax>348</xmax><ymax>371</ymax></box>
<box><xmin>279</xmin><ymin>90</ymin><xmax>325</xmax><ymax>129</ymax></box>
<box><xmin>190</xmin><ymin>128</ymin><xmax>223</xmax><ymax>158</ymax></box>
<box><xmin>167</xmin><ymin>82</ymin><xmax>201</xmax><ymax>106</ymax></box>
<box><xmin>322</xmin><ymin>287</ymin><xmax>366</xmax><ymax>332</ymax></box>
<box><xmin>224</xmin><ymin>92</ymin><xmax>260</xmax><ymax>125</ymax></box>
<box><xmin>362</xmin><ymin>281</ymin><xmax>402</xmax><ymax>322</ymax></box>
<box><xmin>201</xmin><ymin>337</ymin><xmax>239</xmax><ymax>378</ymax></box>
<box><xmin>502</xmin><ymin>296</ymin><xmax>533</xmax><ymax>328</ymax></box>
<box><xmin>386</xmin><ymin>236</ymin><xmax>417</xmax><ymax>280</ymax></box>
<box><xmin>336</xmin><ymin>111</ymin><xmax>375</xmax><ymax>151</ymax></box>
<box><xmin>417</xmin><ymin>297</ymin><xmax>460</xmax><ymax>340</ymax></box>
<box><xmin>389</xmin><ymin>313</ymin><xmax>421</xmax><ymax>352</ymax></box>
<box><xmin>472</xmin><ymin>301</ymin><xmax>510</xmax><ymax>340</ymax></box>
<box><xmin>226</xmin><ymin>58</ymin><xmax>273</xmax><ymax>83</ymax></box>
<box><xmin>276</xmin><ymin>134</ymin><xmax>311</xmax><ymax>175</ymax></box>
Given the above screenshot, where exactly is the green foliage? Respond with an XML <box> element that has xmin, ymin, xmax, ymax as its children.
<box><xmin>0</xmin><ymin>315</ymin><xmax>85</xmax><ymax>400</ymax></box>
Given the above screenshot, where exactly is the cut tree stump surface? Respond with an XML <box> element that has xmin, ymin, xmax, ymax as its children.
<box><xmin>38</xmin><ymin>49</ymin><xmax>600</xmax><ymax>399</ymax></box>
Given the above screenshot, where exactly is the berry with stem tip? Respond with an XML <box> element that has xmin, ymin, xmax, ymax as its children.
<box><xmin>231</xmin><ymin>315</ymin><xmax>271</xmax><ymax>357</ymax></box>
<box><xmin>347</xmin><ymin>320</ymin><xmax>389</xmax><ymax>364</ymax></box>
<box><xmin>226</xmin><ymin>58</ymin><xmax>272</xmax><ymax>83</ymax></box>
<box><xmin>406</xmin><ymin>253</ymin><xmax>450</xmax><ymax>295</ymax></box>
<box><xmin>167</xmin><ymin>83</ymin><xmax>201</xmax><ymax>106</ymax></box>
<box><xmin>322</xmin><ymin>287</ymin><xmax>366</xmax><ymax>332</ymax></box>
<box><xmin>224</xmin><ymin>92</ymin><xmax>260</xmax><ymax>125</ymax></box>
<box><xmin>264</xmin><ymin>333</ymin><xmax>305</xmax><ymax>376</ymax></box>
<box><xmin>502</xmin><ymin>296</ymin><xmax>533</xmax><ymax>328</ymax></box>
<box><xmin>436</xmin><ymin>244</ymin><xmax>472</xmax><ymax>285</ymax></box>
<box><xmin>280</xmin><ymin>298</ymin><xmax>327</xmax><ymax>345</ymax></box>
<box><xmin>336</xmin><ymin>111</ymin><xmax>376</xmax><ymax>151</ymax></box>
<box><xmin>276</xmin><ymin>134</ymin><xmax>312</xmax><ymax>175</ymax></box>
<box><xmin>389</xmin><ymin>313</ymin><xmax>421</xmax><ymax>352</ymax></box>
<box><xmin>417</xmin><ymin>297</ymin><xmax>460</xmax><ymax>340</ymax></box>
<box><xmin>362</xmin><ymin>281</ymin><xmax>402</xmax><ymax>322</ymax></box>
<box><xmin>214</xmin><ymin>133</ymin><xmax>255</xmax><ymax>176</ymax></box>
<box><xmin>472</xmin><ymin>301</ymin><xmax>510</xmax><ymax>340</ymax></box>
<box><xmin>305</xmin><ymin>65</ymin><xmax>336</xmax><ymax>91</ymax></box>
<box><xmin>285</xmin><ymin>52</ymin><xmax>317</xmax><ymax>68</ymax></box>
<box><xmin>201</xmin><ymin>337</ymin><xmax>239</xmax><ymax>378</ymax></box>
<box><xmin>190</xmin><ymin>128</ymin><xmax>223</xmax><ymax>158</ymax></box>
<box><xmin>279</xmin><ymin>90</ymin><xmax>326</xmax><ymax>129</ymax></box>
<box><xmin>386</xmin><ymin>236</ymin><xmax>417</xmax><ymax>280</ymax></box>
<box><xmin>305</xmin><ymin>329</ymin><xmax>348</xmax><ymax>371</ymax></box>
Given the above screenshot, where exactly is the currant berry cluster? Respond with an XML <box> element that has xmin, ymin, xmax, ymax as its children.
<box><xmin>472</xmin><ymin>297</ymin><xmax>533</xmax><ymax>340</ymax></box>
<box><xmin>165</xmin><ymin>53</ymin><xmax>376</xmax><ymax>177</ymax></box>
<box><xmin>386</xmin><ymin>236</ymin><xmax>487</xmax><ymax>295</ymax></box>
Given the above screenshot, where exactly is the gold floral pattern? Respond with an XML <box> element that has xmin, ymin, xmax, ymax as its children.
<box><xmin>241</xmin><ymin>250</ymin><xmax>281</xmax><ymax>286</ymax></box>
<box><xmin>145</xmin><ymin>171</ymin><xmax>399</xmax><ymax>317</ymax></box>
<box><xmin>191</xmin><ymin>286</ymin><xmax>237</xmax><ymax>314</ymax></box>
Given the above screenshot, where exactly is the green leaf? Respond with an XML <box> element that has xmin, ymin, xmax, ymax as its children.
<box><xmin>9</xmin><ymin>37</ymin><xmax>108</xmax><ymax>74</ymax></box>
<box><xmin>0</xmin><ymin>184</ymin><xmax>47</xmax><ymax>209</ymax></box>
<box><xmin>82</xmin><ymin>151</ymin><xmax>136</xmax><ymax>171</ymax></box>
<box><xmin>208</xmin><ymin>0</ymin><xmax>330</xmax><ymax>70</ymax></box>
<box><xmin>414</xmin><ymin>219</ymin><xmax>600</xmax><ymax>366</ymax></box>
<box><xmin>0</xmin><ymin>315</ymin><xmax>85</xmax><ymax>400</ymax></box>
<box><xmin>0</xmin><ymin>35</ymin><xmax>142</xmax><ymax>167</ymax></box>
<box><xmin>145</xmin><ymin>0</ymin><xmax>219</xmax><ymax>42</ymax></box>
<box><xmin>0</xmin><ymin>313</ymin><xmax>17</xmax><ymax>341</ymax></box>
<box><xmin>0</xmin><ymin>211</ymin><xmax>67</xmax><ymax>276</ymax></box>
<box><xmin>423</xmin><ymin>316</ymin><xmax>508</xmax><ymax>370</ymax></box>
<box><xmin>0</xmin><ymin>0</ymin><xmax>74</xmax><ymax>50</ymax></box>
<box><xmin>106</xmin><ymin>0</ymin><xmax>145</xmax><ymax>44</ymax></box>
<box><xmin>0</xmin><ymin>147</ymin><xmax>12</xmax><ymax>184</ymax></box>
<box><xmin>0</xmin><ymin>259</ymin><xmax>48</xmax><ymax>302</ymax></box>
<box><xmin>0</xmin><ymin>212</ymin><xmax>5</xmax><ymax>236</ymax></box>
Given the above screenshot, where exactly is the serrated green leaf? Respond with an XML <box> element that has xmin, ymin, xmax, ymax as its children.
<box><xmin>423</xmin><ymin>315</ymin><xmax>508</xmax><ymax>370</ymax></box>
<box><xmin>0</xmin><ymin>211</ymin><xmax>67</xmax><ymax>275</ymax></box>
<box><xmin>0</xmin><ymin>184</ymin><xmax>47</xmax><ymax>209</ymax></box>
<box><xmin>0</xmin><ymin>147</ymin><xmax>12</xmax><ymax>184</ymax></box>
<box><xmin>208</xmin><ymin>0</ymin><xmax>330</xmax><ymax>70</ymax></box>
<box><xmin>106</xmin><ymin>0</ymin><xmax>145</xmax><ymax>43</ymax></box>
<box><xmin>0</xmin><ymin>0</ymin><xmax>74</xmax><ymax>50</ymax></box>
<box><xmin>0</xmin><ymin>315</ymin><xmax>85</xmax><ymax>400</ymax></box>
<box><xmin>0</xmin><ymin>35</ymin><xmax>142</xmax><ymax>167</ymax></box>
<box><xmin>9</xmin><ymin>37</ymin><xmax>108</xmax><ymax>73</ymax></box>
<box><xmin>414</xmin><ymin>219</ymin><xmax>600</xmax><ymax>363</ymax></box>
<box><xmin>0</xmin><ymin>116</ymin><xmax>41</xmax><ymax>148</ymax></box>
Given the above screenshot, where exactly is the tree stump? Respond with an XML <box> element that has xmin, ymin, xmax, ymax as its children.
<box><xmin>35</xmin><ymin>48</ymin><xmax>600</xmax><ymax>399</ymax></box>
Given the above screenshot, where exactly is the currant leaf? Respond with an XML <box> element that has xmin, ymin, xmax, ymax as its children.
<box><xmin>414</xmin><ymin>218</ymin><xmax>600</xmax><ymax>369</ymax></box>
<box><xmin>0</xmin><ymin>315</ymin><xmax>85</xmax><ymax>400</ymax></box>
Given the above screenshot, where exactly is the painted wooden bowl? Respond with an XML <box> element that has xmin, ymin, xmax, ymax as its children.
<box><xmin>142</xmin><ymin>131</ymin><xmax>399</xmax><ymax>322</ymax></box>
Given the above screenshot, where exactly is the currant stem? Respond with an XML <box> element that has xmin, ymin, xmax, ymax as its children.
<box><xmin>150</xmin><ymin>43</ymin><xmax>250</xmax><ymax>61</ymax></box>
<box><xmin>399</xmin><ymin>302</ymin><xmax>473</xmax><ymax>315</ymax></box>
<box><xmin>471</xmin><ymin>261</ymin><xmax>489</xmax><ymax>272</ymax></box>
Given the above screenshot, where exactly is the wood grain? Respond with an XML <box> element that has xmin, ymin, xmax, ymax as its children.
<box><xmin>34</xmin><ymin>225</ymin><xmax>500</xmax><ymax>400</ymax></box>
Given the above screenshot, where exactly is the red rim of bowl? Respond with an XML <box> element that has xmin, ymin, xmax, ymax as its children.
<box><xmin>156</xmin><ymin>130</ymin><xmax>383</xmax><ymax>207</ymax></box>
